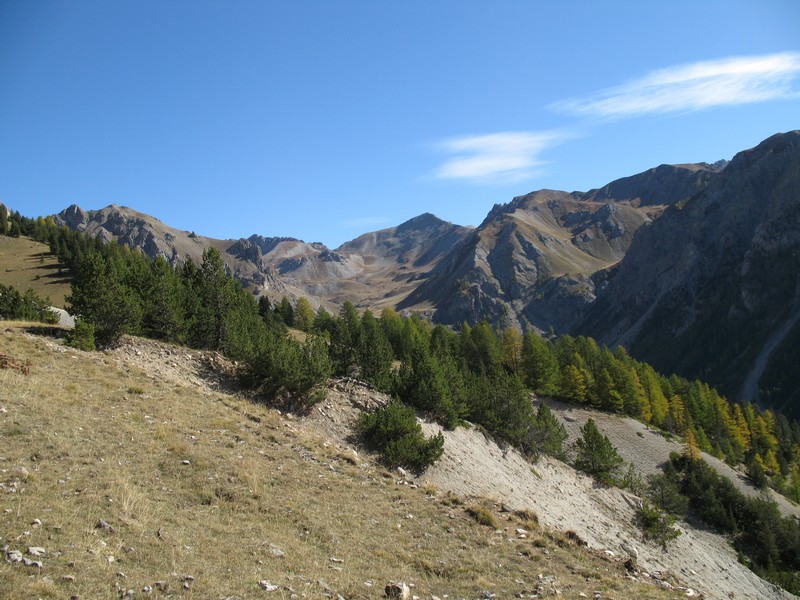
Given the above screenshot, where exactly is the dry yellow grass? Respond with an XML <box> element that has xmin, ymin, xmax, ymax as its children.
<box><xmin>0</xmin><ymin>236</ymin><xmax>71</xmax><ymax>308</ymax></box>
<box><xmin>0</xmin><ymin>324</ymin><xmax>675</xmax><ymax>599</ymax></box>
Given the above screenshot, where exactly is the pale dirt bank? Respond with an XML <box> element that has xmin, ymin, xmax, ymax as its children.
<box><xmin>298</xmin><ymin>379</ymin><xmax>795</xmax><ymax>600</ymax></box>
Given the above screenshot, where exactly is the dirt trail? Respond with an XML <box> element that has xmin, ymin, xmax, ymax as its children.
<box><xmin>739</xmin><ymin>305</ymin><xmax>800</xmax><ymax>404</ymax></box>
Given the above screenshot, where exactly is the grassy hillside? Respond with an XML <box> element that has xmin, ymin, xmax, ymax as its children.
<box><xmin>0</xmin><ymin>236</ymin><xmax>71</xmax><ymax>308</ymax></box>
<box><xmin>0</xmin><ymin>324</ymin><xmax>675</xmax><ymax>599</ymax></box>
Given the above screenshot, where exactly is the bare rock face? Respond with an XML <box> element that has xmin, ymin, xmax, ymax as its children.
<box><xmin>56</xmin><ymin>204</ymin><xmax>89</xmax><ymax>230</ymax></box>
<box><xmin>577</xmin><ymin>131</ymin><xmax>800</xmax><ymax>411</ymax></box>
<box><xmin>399</xmin><ymin>163</ymin><xmax>716</xmax><ymax>333</ymax></box>
<box><xmin>54</xmin><ymin>204</ymin><xmax>207</xmax><ymax>267</ymax></box>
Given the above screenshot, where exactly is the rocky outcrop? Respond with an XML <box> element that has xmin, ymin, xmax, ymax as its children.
<box><xmin>54</xmin><ymin>204</ymin><xmax>213</xmax><ymax>267</ymax></box>
<box><xmin>399</xmin><ymin>164</ymin><xmax>717</xmax><ymax>332</ymax></box>
<box><xmin>581</xmin><ymin>162</ymin><xmax>723</xmax><ymax>207</ymax></box>
<box><xmin>52</xmin><ymin>205</ymin><xmax>471</xmax><ymax>312</ymax></box>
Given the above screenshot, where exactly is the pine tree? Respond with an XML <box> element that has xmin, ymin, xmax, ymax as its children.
<box><xmin>667</xmin><ymin>394</ymin><xmax>688</xmax><ymax>433</ymax></box>
<box><xmin>526</xmin><ymin>403</ymin><xmax>568</xmax><ymax>458</ymax></box>
<box><xmin>397</xmin><ymin>342</ymin><xmax>458</xmax><ymax>427</ymax></box>
<box><xmin>466</xmin><ymin>321</ymin><xmax>503</xmax><ymax>375</ymax></box>
<box><xmin>141</xmin><ymin>256</ymin><xmax>186</xmax><ymax>343</ymax></box>
<box><xmin>559</xmin><ymin>364</ymin><xmax>588</xmax><ymax>402</ymax></box>
<box><xmin>312</xmin><ymin>305</ymin><xmax>334</xmax><ymax>336</ymax></box>
<box><xmin>198</xmin><ymin>247</ymin><xmax>237</xmax><ymax>351</ymax></box>
<box><xmin>358</xmin><ymin>309</ymin><xmax>394</xmax><ymax>390</ymax></box>
<box><xmin>379</xmin><ymin>307</ymin><xmax>405</xmax><ymax>357</ymax></box>
<box><xmin>764</xmin><ymin>449</ymin><xmax>781</xmax><ymax>477</ymax></box>
<box><xmin>640</xmin><ymin>366</ymin><xmax>668</xmax><ymax>426</ymax></box>
<box><xmin>277</xmin><ymin>296</ymin><xmax>295</xmax><ymax>327</ymax></box>
<box><xmin>502</xmin><ymin>328</ymin><xmax>522</xmax><ymax>374</ymax></box>
<box><xmin>329</xmin><ymin>301</ymin><xmax>363</xmax><ymax>376</ymax></box>
<box><xmin>684</xmin><ymin>428</ymin><xmax>701</xmax><ymax>460</ymax></box>
<box><xmin>574</xmin><ymin>418</ymin><xmax>624</xmax><ymax>484</ymax></box>
<box><xmin>595</xmin><ymin>368</ymin><xmax>624</xmax><ymax>412</ymax></box>
<box><xmin>646</xmin><ymin>472</ymin><xmax>688</xmax><ymax>515</ymax></box>
<box><xmin>67</xmin><ymin>251</ymin><xmax>142</xmax><ymax>346</ymax></box>
<box><xmin>252</xmin><ymin>331</ymin><xmax>332</xmax><ymax>398</ymax></box>
<box><xmin>521</xmin><ymin>332</ymin><xmax>559</xmax><ymax>396</ymax></box>
<box><xmin>294</xmin><ymin>297</ymin><xmax>315</xmax><ymax>332</ymax></box>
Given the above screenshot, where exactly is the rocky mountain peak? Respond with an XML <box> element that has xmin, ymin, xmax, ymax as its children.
<box><xmin>57</xmin><ymin>204</ymin><xmax>89</xmax><ymax>229</ymax></box>
<box><xmin>395</xmin><ymin>212</ymin><xmax>448</xmax><ymax>233</ymax></box>
<box><xmin>47</xmin><ymin>131</ymin><xmax>800</xmax><ymax>414</ymax></box>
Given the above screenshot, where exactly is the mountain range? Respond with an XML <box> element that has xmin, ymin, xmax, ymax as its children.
<box><xmin>53</xmin><ymin>131</ymin><xmax>800</xmax><ymax>413</ymax></box>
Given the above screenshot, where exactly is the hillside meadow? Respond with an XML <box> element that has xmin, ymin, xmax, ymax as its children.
<box><xmin>0</xmin><ymin>324</ymin><xmax>676</xmax><ymax>599</ymax></box>
<box><xmin>0</xmin><ymin>236</ymin><xmax>70</xmax><ymax>308</ymax></box>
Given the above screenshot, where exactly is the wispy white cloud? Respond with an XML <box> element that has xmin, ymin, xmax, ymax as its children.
<box><xmin>552</xmin><ymin>52</ymin><xmax>800</xmax><ymax>119</ymax></box>
<box><xmin>340</xmin><ymin>216</ymin><xmax>390</xmax><ymax>229</ymax></box>
<box><xmin>432</xmin><ymin>130</ymin><xmax>570</xmax><ymax>184</ymax></box>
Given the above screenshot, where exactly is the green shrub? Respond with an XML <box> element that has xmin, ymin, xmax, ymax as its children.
<box><xmin>466</xmin><ymin>504</ymin><xmax>499</xmax><ymax>529</ymax></box>
<box><xmin>636</xmin><ymin>502</ymin><xmax>681</xmax><ymax>548</ymax></box>
<box><xmin>525</xmin><ymin>402</ymin><xmax>568</xmax><ymax>459</ymax></box>
<box><xmin>357</xmin><ymin>400</ymin><xmax>444</xmax><ymax>472</ymax></box>
<box><xmin>646</xmin><ymin>472</ymin><xmax>688</xmax><ymax>515</ymax></box>
<box><xmin>0</xmin><ymin>284</ymin><xmax>58</xmax><ymax>324</ymax></box>
<box><xmin>574</xmin><ymin>418</ymin><xmax>624</xmax><ymax>484</ymax></box>
<box><xmin>249</xmin><ymin>333</ymin><xmax>332</xmax><ymax>399</ymax></box>
<box><xmin>65</xmin><ymin>318</ymin><xmax>96</xmax><ymax>351</ymax></box>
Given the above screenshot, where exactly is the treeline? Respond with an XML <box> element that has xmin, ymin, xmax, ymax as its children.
<box><xmin>11</xmin><ymin>209</ymin><xmax>800</xmax><ymax>594</ymax></box>
<box><xmin>6</xmin><ymin>209</ymin><xmax>800</xmax><ymax>496</ymax></box>
<box><xmin>3</xmin><ymin>212</ymin><xmax>563</xmax><ymax>460</ymax></box>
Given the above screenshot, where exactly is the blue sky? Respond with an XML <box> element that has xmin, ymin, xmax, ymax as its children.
<box><xmin>1</xmin><ymin>1</ymin><xmax>799</xmax><ymax>248</ymax></box>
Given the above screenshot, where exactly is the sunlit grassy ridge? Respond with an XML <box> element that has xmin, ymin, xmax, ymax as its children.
<box><xmin>0</xmin><ymin>324</ymin><xmax>675</xmax><ymax>599</ymax></box>
<box><xmin>0</xmin><ymin>236</ymin><xmax>70</xmax><ymax>308</ymax></box>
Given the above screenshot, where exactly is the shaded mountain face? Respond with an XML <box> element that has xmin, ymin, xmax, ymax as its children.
<box><xmin>398</xmin><ymin>164</ymin><xmax>720</xmax><ymax>333</ymax></box>
<box><xmin>577</xmin><ymin>131</ymin><xmax>800</xmax><ymax>412</ymax></box>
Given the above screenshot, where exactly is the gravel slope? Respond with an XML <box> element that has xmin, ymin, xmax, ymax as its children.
<box><xmin>541</xmin><ymin>397</ymin><xmax>800</xmax><ymax>520</ymax></box>
<box><xmin>418</xmin><ymin>421</ymin><xmax>794</xmax><ymax>600</ymax></box>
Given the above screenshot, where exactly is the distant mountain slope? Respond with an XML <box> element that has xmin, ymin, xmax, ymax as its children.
<box><xmin>398</xmin><ymin>163</ymin><xmax>720</xmax><ymax>332</ymax></box>
<box><xmin>54</xmin><ymin>204</ymin><xmax>471</xmax><ymax>311</ymax></box>
<box><xmin>577</xmin><ymin>131</ymin><xmax>800</xmax><ymax>412</ymax></box>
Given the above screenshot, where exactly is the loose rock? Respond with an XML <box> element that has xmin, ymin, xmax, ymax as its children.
<box><xmin>259</xmin><ymin>580</ymin><xmax>279</xmax><ymax>592</ymax></box>
<box><xmin>7</xmin><ymin>549</ymin><xmax>23</xmax><ymax>563</ymax></box>
<box><xmin>385</xmin><ymin>582</ymin><xmax>411</xmax><ymax>599</ymax></box>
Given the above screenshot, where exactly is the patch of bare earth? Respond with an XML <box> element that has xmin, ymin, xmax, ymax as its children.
<box><xmin>294</xmin><ymin>381</ymin><xmax>796</xmax><ymax>599</ymax></box>
<box><xmin>541</xmin><ymin>397</ymin><xmax>800</xmax><ymax>520</ymax></box>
